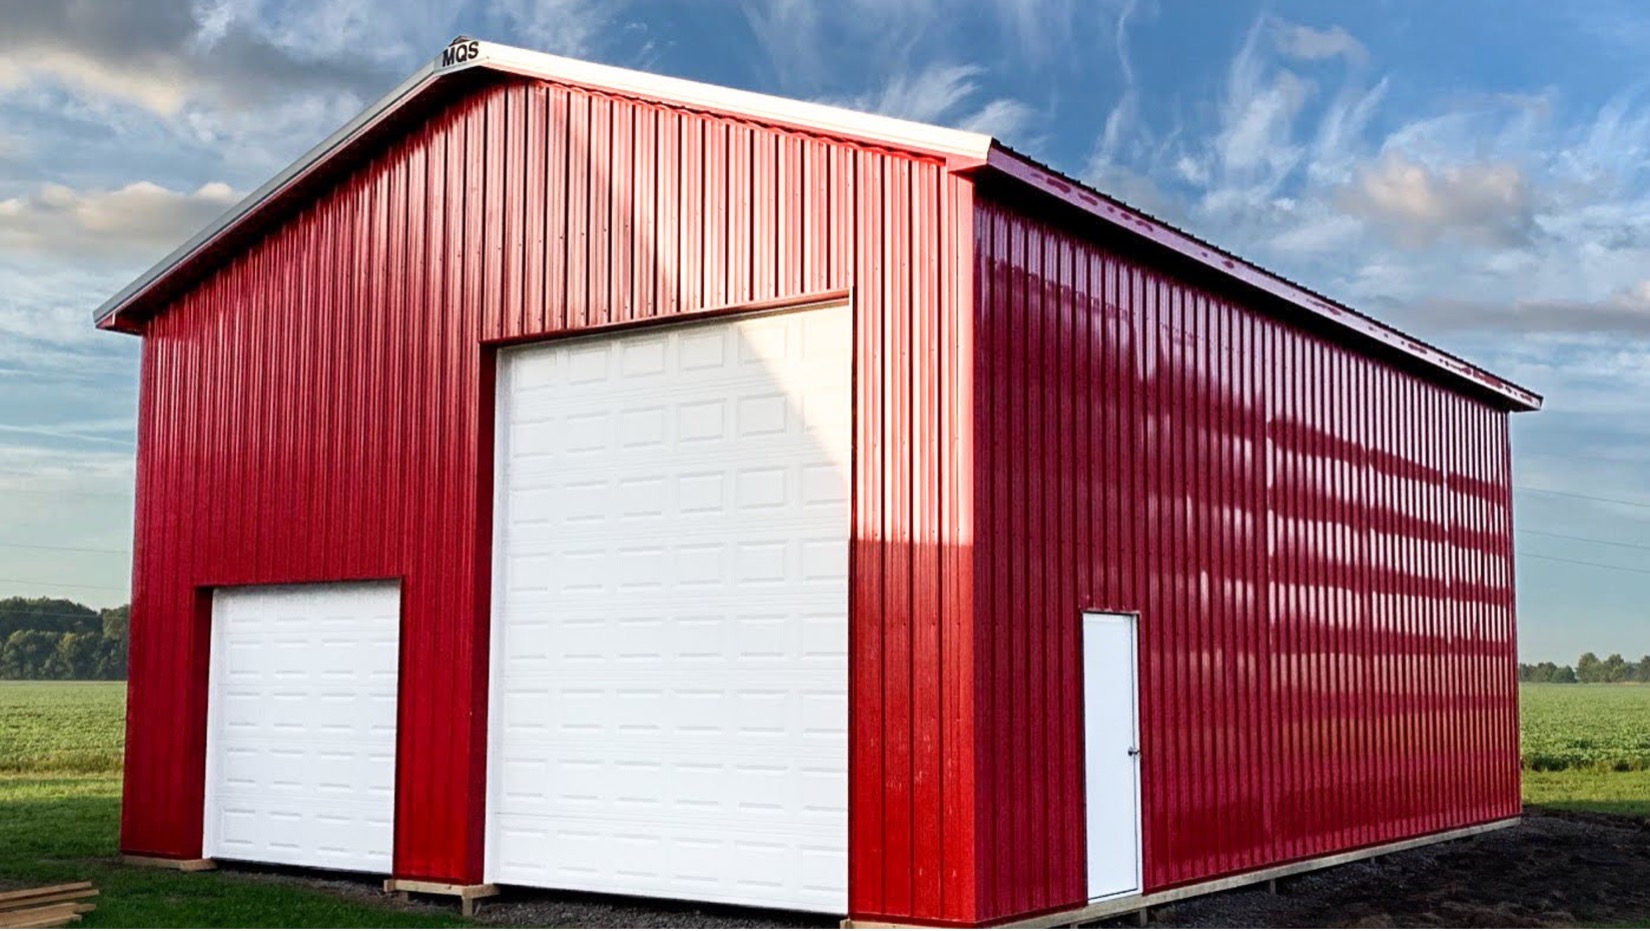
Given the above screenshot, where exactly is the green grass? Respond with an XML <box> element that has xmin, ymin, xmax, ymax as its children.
<box><xmin>1520</xmin><ymin>682</ymin><xmax>1650</xmax><ymax>772</ymax></box>
<box><xmin>1522</xmin><ymin>768</ymin><xmax>1650</xmax><ymax>817</ymax></box>
<box><xmin>0</xmin><ymin>681</ymin><xmax>127</xmax><ymax>774</ymax></box>
<box><xmin>0</xmin><ymin>681</ymin><xmax>465</xmax><ymax>927</ymax></box>
<box><xmin>0</xmin><ymin>775</ymin><xmax>466</xmax><ymax>927</ymax></box>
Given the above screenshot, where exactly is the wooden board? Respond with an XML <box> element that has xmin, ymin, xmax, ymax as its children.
<box><xmin>383</xmin><ymin>879</ymin><xmax>499</xmax><ymax>917</ymax></box>
<box><xmin>121</xmin><ymin>855</ymin><xmax>216</xmax><ymax>872</ymax></box>
<box><xmin>0</xmin><ymin>887</ymin><xmax>91</xmax><ymax>906</ymax></box>
<box><xmin>0</xmin><ymin>901</ymin><xmax>95</xmax><ymax>929</ymax></box>
<box><xmin>0</xmin><ymin>890</ymin><xmax>98</xmax><ymax>912</ymax></box>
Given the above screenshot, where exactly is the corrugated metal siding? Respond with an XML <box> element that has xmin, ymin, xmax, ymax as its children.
<box><xmin>122</xmin><ymin>76</ymin><xmax>981</xmax><ymax>922</ymax></box>
<box><xmin>971</xmin><ymin>196</ymin><xmax>1520</xmax><ymax>921</ymax></box>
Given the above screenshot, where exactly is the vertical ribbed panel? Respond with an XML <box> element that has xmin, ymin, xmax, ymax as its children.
<box><xmin>971</xmin><ymin>196</ymin><xmax>1519</xmax><ymax>922</ymax></box>
<box><xmin>122</xmin><ymin>76</ymin><xmax>980</xmax><ymax>923</ymax></box>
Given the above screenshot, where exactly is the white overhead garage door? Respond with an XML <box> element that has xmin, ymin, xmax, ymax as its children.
<box><xmin>203</xmin><ymin>582</ymin><xmax>400</xmax><ymax>873</ymax></box>
<box><xmin>487</xmin><ymin>305</ymin><xmax>851</xmax><ymax>913</ymax></box>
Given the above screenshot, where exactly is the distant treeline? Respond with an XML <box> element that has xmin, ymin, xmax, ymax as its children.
<box><xmin>1519</xmin><ymin>652</ymin><xmax>1650</xmax><ymax>684</ymax></box>
<box><xmin>0</xmin><ymin>597</ymin><xmax>128</xmax><ymax>680</ymax></box>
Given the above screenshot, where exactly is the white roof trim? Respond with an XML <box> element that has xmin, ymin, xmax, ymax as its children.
<box><xmin>477</xmin><ymin>42</ymin><xmax>993</xmax><ymax>160</ymax></box>
<box><xmin>92</xmin><ymin>38</ymin><xmax>992</xmax><ymax>327</ymax></box>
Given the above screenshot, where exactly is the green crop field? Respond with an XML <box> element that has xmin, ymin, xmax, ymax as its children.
<box><xmin>1520</xmin><ymin>682</ymin><xmax>1650</xmax><ymax>772</ymax></box>
<box><xmin>1520</xmin><ymin>682</ymin><xmax>1650</xmax><ymax>817</ymax></box>
<box><xmin>0</xmin><ymin>681</ymin><xmax>126</xmax><ymax>774</ymax></box>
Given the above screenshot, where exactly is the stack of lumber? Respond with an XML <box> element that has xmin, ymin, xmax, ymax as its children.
<box><xmin>0</xmin><ymin>883</ymin><xmax>98</xmax><ymax>928</ymax></box>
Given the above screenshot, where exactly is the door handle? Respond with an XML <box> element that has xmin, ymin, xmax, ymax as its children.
<box><xmin>1127</xmin><ymin>747</ymin><xmax>1140</xmax><ymax>758</ymax></box>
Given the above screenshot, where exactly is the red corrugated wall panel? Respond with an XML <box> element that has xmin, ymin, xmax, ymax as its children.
<box><xmin>121</xmin><ymin>75</ymin><xmax>981</xmax><ymax>923</ymax></box>
<box><xmin>971</xmin><ymin>194</ymin><xmax>1520</xmax><ymax>922</ymax></box>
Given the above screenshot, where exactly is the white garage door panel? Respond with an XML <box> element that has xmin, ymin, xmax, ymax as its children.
<box><xmin>204</xmin><ymin>582</ymin><xmax>400</xmax><ymax>874</ymax></box>
<box><xmin>489</xmin><ymin>306</ymin><xmax>851</xmax><ymax>912</ymax></box>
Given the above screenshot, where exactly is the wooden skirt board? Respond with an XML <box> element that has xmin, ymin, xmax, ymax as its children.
<box><xmin>486</xmin><ymin>305</ymin><xmax>853</xmax><ymax>912</ymax></box>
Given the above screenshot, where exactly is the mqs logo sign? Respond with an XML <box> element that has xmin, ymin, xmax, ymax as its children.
<box><xmin>441</xmin><ymin>37</ymin><xmax>481</xmax><ymax>68</ymax></box>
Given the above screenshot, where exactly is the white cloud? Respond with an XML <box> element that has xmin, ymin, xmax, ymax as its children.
<box><xmin>1341</xmin><ymin>151</ymin><xmax>1532</xmax><ymax>248</ymax></box>
<box><xmin>0</xmin><ymin>47</ymin><xmax>192</xmax><ymax>115</ymax></box>
<box><xmin>494</xmin><ymin>0</ymin><xmax>620</xmax><ymax>58</ymax></box>
<box><xmin>1213</xmin><ymin>22</ymin><xmax>1311</xmax><ymax>198</ymax></box>
<box><xmin>825</xmin><ymin>63</ymin><xmax>1037</xmax><ymax>139</ymax></box>
<box><xmin>0</xmin><ymin>181</ymin><xmax>239</xmax><ymax>260</ymax></box>
<box><xmin>839</xmin><ymin>63</ymin><xmax>983</xmax><ymax>123</ymax></box>
<box><xmin>959</xmin><ymin>98</ymin><xmax>1038</xmax><ymax>140</ymax></box>
<box><xmin>1274</xmin><ymin>23</ymin><xmax>1367</xmax><ymax>65</ymax></box>
<box><xmin>1407</xmin><ymin>281</ymin><xmax>1650</xmax><ymax>336</ymax></box>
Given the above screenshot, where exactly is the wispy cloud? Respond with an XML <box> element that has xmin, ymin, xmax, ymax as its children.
<box><xmin>1340</xmin><ymin>152</ymin><xmax>1532</xmax><ymax>248</ymax></box>
<box><xmin>493</xmin><ymin>0</ymin><xmax>621</xmax><ymax>58</ymax></box>
<box><xmin>740</xmin><ymin>0</ymin><xmax>1043</xmax><ymax>144</ymax></box>
<box><xmin>0</xmin><ymin>180</ymin><xmax>239</xmax><ymax>259</ymax></box>
<box><xmin>1274</xmin><ymin>22</ymin><xmax>1367</xmax><ymax>66</ymax></box>
<box><xmin>0</xmin><ymin>424</ymin><xmax>135</xmax><ymax>448</ymax></box>
<box><xmin>0</xmin><ymin>0</ymin><xmax>404</xmax><ymax>116</ymax></box>
<box><xmin>822</xmin><ymin>62</ymin><xmax>1036</xmax><ymax>139</ymax></box>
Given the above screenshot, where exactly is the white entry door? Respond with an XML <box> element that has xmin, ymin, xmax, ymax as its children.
<box><xmin>1083</xmin><ymin>611</ymin><xmax>1142</xmax><ymax>900</ymax></box>
<box><xmin>203</xmin><ymin>582</ymin><xmax>400</xmax><ymax>873</ymax></box>
<box><xmin>487</xmin><ymin>305</ymin><xmax>852</xmax><ymax>912</ymax></box>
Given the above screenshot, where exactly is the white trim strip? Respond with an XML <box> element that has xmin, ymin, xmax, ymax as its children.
<box><xmin>477</xmin><ymin>43</ymin><xmax>992</xmax><ymax>160</ymax></box>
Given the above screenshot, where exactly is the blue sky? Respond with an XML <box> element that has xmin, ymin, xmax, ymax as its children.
<box><xmin>3</xmin><ymin>0</ymin><xmax>1648</xmax><ymax>662</ymax></box>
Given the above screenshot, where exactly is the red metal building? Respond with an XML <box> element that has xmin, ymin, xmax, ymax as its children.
<box><xmin>97</xmin><ymin>38</ymin><xmax>1539</xmax><ymax>927</ymax></box>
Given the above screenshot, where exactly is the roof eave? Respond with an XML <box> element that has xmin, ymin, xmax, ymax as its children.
<box><xmin>981</xmin><ymin>146</ymin><xmax>1544</xmax><ymax>413</ymax></box>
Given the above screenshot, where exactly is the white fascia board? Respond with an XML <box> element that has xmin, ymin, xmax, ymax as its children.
<box><xmin>474</xmin><ymin>41</ymin><xmax>994</xmax><ymax>161</ymax></box>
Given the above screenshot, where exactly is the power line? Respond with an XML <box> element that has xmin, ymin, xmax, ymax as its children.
<box><xmin>0</xmin><ymin>612</ymin><xmax>119</xmax><ymax>622</ymax></box>
<box><xmin>1516</xmin><ymin>485</ymin><xmax>1650</xmax><ymax>511</ymax></box>
<box><xmin>0</xmin><ymin>541</ymin><xmax>127</xmax><ymax>556</ymax></box>
<box><xmin>1518</xmin><ymin>528</ymin><xmax>1650</xmax><ymax>553</ymax></box>
<box><xmin>1519</xmin><ymin>552</ymin><xmax>1650</xmax><ymax>578</ymax></box>
<box><xmin>0</xmin><ymin>578</ymin><xmax>128</xmax><ymax>592</ymax></box>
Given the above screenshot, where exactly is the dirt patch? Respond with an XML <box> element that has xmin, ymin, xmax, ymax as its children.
<box><xmin>1096</xmin><ymin>809</ymin><xmax>1650</xmax><ymax>928</ymax></box>
<box><xmin>474</xmin><ymin>888</ymin><xmax>829</xmax><ymax>929</ymax></box>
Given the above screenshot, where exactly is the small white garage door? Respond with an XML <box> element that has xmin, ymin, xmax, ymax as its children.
<box><xmin>203</xmin><ymin>582</ymin><xmax>400</xmax><ymax>873</ymax></box>
<box><xmin>488</xmin><ymin>305</ymin><xmax>851</xmax><ymax>912</ymax></box>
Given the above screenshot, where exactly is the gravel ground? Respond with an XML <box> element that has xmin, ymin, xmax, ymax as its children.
<box><xmin>217</xmin><ymin>807</ymin><xmax>1650</xmax><ymax>928</ymax></box>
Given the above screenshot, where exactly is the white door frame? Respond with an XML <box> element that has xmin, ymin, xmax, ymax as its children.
<box><xmin>1082</xmin><ymin>610</ymin><xmax>1143</xmax><ymax>902</ymax></box>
